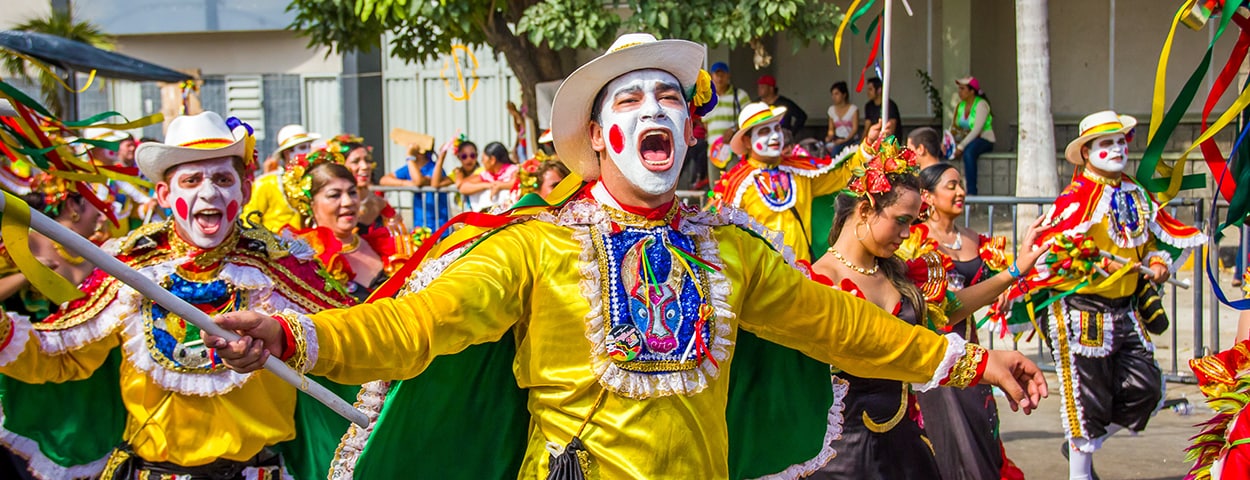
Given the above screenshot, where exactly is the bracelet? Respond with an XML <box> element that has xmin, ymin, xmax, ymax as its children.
<box><xmin>1008</xmin><ymin>261</ymin><xmax>1022</xmax><ymax>280</ymax></box>
<box><xmin>1148</xmin><ymin>257</ymin><xmax>1168</xmax><ymax>269</ymax></box>
<box><xmin>942</xmin><ymin>343</ymin><xmax>987</xmax><ymax>389</ymax></box>
<box><xmin>404</xmin><ymin>155</ymin><xmax>417</xmax><ymax>161</ymax></box>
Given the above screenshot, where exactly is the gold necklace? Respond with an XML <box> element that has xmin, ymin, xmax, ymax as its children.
<box><xmin>827</xmin><ymin>248</ymin><xmax>879</xmax><ymax>275</ymax></box>
<box><xmin>54</xmin><ymin>243</ymin><xmax>85</xmax><ymax>265</ymax></box>
<box><xmin>340</xmin><ymin>234</ymin><xmax>361</xmax><ymax>254</ymax></box>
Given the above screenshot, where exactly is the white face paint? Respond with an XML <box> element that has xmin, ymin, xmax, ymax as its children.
<box><xmin>1086</xmin><ymin>133</ymin><xmax>1128</xmax><ymax>173</ymax></box>
<box><xmin>282</xmin><ymin>142</ymin><xmax>312</xmax><ymax>166</ymax></box>
<box><xmin>749</xmin><ymin>122</ymin><xmax>784</xmax><ymax>160</ymax></box>
<box><xmin>597</xmin><ymin>69</ymin><xmax>690</xmax><ymax>195</ymax></box>
<box><xmin>158</xmin><ymin>157</ymin><xmax>245</xmax><ymax>249</ymax></box>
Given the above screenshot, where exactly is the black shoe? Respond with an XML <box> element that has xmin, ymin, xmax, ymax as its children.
<box><xmin>1059</xmin><ymin>441</ymin><xmax>1101</xmax><ymax>480</ymax></box>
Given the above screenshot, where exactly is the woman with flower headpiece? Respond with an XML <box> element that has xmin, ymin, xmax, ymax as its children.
<box><xmin>282</xmin><ymin>149</ymin><xmax>397</xmax><ymax>303</ymax></box>
<box><xmin>796</xmin><ymin>133</ymin><xmax>1047</xmax><ymax>479</ymax></box>
<box><xmin>324</xmin><ymin>134</ymin><xmax>398</xmax><ymax>236</ymax></box>
<box><xmin>913</xmin><ymin>162</ymin><xmax>1030</xmax><ymax>480</ymax></box>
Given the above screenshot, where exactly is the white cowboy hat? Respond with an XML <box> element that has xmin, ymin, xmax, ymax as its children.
<box><xmin>1064</xmin><ymin>110</ymin><xmax>1136</xmax><ymax>165</ymax></box>
<box><xmin>550</xmin><ymin>33</ymin><xmax>704</xmax><ymax>180</ymax></box>
<box><xmin>80</xmin><ymin>127</ymin><xmax>132</xmax><ymax>145</ymax></box>
<box><xmin>729</xmin><ymin>102</ymin><xmax>787</xmax><ymax>157</ymax></box>
<box><xmin>135</xmin><ymin>111</ymin><xmax>249</xmax><ymax>181</ymax></box>
<box><xmin>276</xmin><ymin>124</ymin><xmax>320</xmax><ymax>154</ymax></box>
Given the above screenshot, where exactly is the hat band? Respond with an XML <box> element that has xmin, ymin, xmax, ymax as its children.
<box><xmin>609</xmin><ymin>41</ymin><xmax>644</xmax><ymax>53</ymax></box>
<box><xmin>179</xmin><ymin>138</ymin><xmax>236</xmax><ymax>150</ymax></box>
<box><xmin>1080</xmin><ymin>121</ymin><xmax>1125</xmax><ymax>137</ymax></box>
<box><xmin>740</xmin><ymin>110</ymin><xmax>776</xmax><ymax>131</ymax></box>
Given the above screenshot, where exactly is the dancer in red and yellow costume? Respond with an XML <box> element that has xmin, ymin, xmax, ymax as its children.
<box><xmin>0</xmin><ymin>112</ymin><xmax>352</xmax><ymax>479</ymax></box>
<box><xmin>244</xmin><ymin>124</ymin><xmax>320</xmax><ymax>232</ymax></box>
<box><xmin>1188</xmin><ymin>281</ymin><xmax>1250</xmax><ymax>480</ymax></box>
<box><xmin>205</xmin><ymin>33</ymin><xmax>1048</xmax><ymax>479</ymax></box>
<box><xmin>709</xmin><ymin>102</ymin><xmax>853</xmax><ymax>262</ymax></box>
<box><xmin>1003</xmin><ymin>111</ymin><xmax>1205</xmax><ymax>480</ymax></box>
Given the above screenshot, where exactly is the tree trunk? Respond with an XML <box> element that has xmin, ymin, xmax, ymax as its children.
<box><xmin>480</xmin><ymin>9</ymin><xmax>571</xmax><ymax>130</ymax></box>
<box><xmin>1014</xmin><ymin>0</ymin><xmax>1058</xmax><ymax>231</ymax></box>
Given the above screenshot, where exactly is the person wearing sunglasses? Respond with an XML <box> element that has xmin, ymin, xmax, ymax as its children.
<box><xmin>456</xmin><ymin>141</ymin><xmax>518</xmax><ymax>212</ymax></box>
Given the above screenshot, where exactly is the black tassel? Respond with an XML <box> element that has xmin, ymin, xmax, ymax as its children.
<box><xmin>1136</xmin><ymin>277</ymin><xmax>1169</xmax><ymax>335</ymax></box>
<box><xmin>546</xmin><ymin>437</ymin><xmax>590</xmax><ymax>480</ymax></box>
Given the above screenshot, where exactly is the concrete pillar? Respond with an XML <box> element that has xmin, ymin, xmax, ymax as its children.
<box><xmin>340</xmin><ymin>50</ymin><xmax>385</xmax><ymax>164</ymax></box>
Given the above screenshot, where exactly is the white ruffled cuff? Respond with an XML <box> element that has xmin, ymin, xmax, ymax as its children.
<box><xmin>912</xmin><ymin>333</ymin><xmax>967</xmax><ymax>392</ymax></box>
<box><xmin>0</xmin><ymin>312</ymin><xmax>32</xmax><ymax>367</ymax></box>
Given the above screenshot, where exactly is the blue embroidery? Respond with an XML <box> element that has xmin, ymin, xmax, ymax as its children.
<box><xmin>601</xmin><ymin>226</ymin><xmax>710</xmax><ymax>373</ymax></box>
<box><xmin>144</xmin><ymin>274</ymin><xmax>243</xmax><ymax>372</ymax></box>
<box><xmin>753</xmin><ymin>168</ymin><xmax>795</xmax><ymax>209</ymax></box>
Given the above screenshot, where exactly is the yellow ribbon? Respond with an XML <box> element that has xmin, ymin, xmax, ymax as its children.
<box><xmin>833</xmin><ymin>0</ymin><xmax>863</xmax><ymax>66</ymax></box>
<box><xmin>0</xmin><ymin>192</ymin><xmax>85</xmax><ymax>304</ymax></box>
<box><xmin>1156</xmin><ymin>79</ymin><xmax>1250</xmax><ymax>201</ymax></box>
<box><xmin>1148</xmin><ymin>0</ymin><xmax>1196</xmax><ymax>143</ymax></box>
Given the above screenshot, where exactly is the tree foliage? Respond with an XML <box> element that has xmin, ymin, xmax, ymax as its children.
<box><xmin>1</xmin><ymin>9</ymin><xmax>115</xmax><ymax>117</ymax></box>
<box><xmin>286</xmin><ymin>0</ymin><xmax>844</xmax><ymax>121</ymax></box>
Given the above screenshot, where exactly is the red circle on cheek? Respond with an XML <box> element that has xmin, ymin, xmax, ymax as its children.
<box><xmin>609</xmin><ymin>125</ymin><xmax>625</xmax><ymax>154</ymax></box>
<box><xmin>1099</xmin><ymin>151</ymin><xmax>1108</xmax><ymax>159</ymax></box>
<box><xmin>175</xmin><ymin>198</ymin><xmax>189</xmax><ymax>220</ymax></box>
<box><xmin>226</xmin><ymin>200</ymin><xmax>239</xmax><ymax>222</ymax></box>
<box><xmin>755</xmin><ymin>142</ymin><xmax>764</xmax><ymax>151</ymax></box>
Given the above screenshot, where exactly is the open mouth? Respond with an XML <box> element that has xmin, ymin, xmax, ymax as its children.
<box><xmin>638</xmin><ymin>129</ymin><xmax>674</xmax><ymax>171</ymax></box>
<box><xmin>193</xmin><ymin>209</ymin><xmax>224</xmax><ymax>235</ymax></box>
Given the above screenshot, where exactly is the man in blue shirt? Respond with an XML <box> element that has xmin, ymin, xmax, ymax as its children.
<box><xmin>381</xmin><ymin>149</ymin><xmax>451</xmax><ymax>233</ymax></box>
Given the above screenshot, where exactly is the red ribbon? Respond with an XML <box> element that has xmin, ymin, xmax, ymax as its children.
<box><xmin>1200</xmin><ymin>15</ymin><xmax>1250</xmax><ymax>201</ymax></box>
<box><xmin>856</xmin><ymin>15</ymin><xmax>883</xmax><ymax>93</ymax></box>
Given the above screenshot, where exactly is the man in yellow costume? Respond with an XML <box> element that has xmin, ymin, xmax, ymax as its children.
<box><xmin>244</xmin><ymin>124</ymin><xmax>320</xmax><ymax>232</ymax></box>
<box><xmin>710</xmin><ymin>102</ymin><xmax>853</xmax><ymax>262</ymax></box>
<box><xmin>207</xmin><ymin>34</ymin><xmax>1047</xmax><ymax>479</ymax></box>
<box><xmin>0</xmin><ymin>112</ymin><xmax>352</xmax><ymax>479</ymax></box>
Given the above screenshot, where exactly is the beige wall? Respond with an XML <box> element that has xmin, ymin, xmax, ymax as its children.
<box><xmin>114</xmin><ymin>30</ymin><xmax>342</xmax><ymax>76</ymax></box>
<box><xmin>0</xmin><ymin>0</ymin><xmax>50</xmax><ymax>30</ymax></box>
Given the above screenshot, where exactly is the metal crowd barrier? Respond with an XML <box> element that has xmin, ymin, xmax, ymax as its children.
<box><xmin>374</xmin><ymin>185</ymin><xmax>1226</xmax><ymax>383</ymax></box>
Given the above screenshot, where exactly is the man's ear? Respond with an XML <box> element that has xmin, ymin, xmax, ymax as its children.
<box><xmin>589</xmin><ymin>121</ymin><xmax>606</xmax><ymax>153</ymax></box>
<box><xmin>240</xmin><ymin>178</ymin><xmax>253</xmax><ymax>205</ymax></box>
<box><xmin>684</xmin><ymin>115</ymin><xmax>696</xmax><ymax>147</ymax></box>
<box><xmin>155</xmin><ymin>182</ymin><xmax>171</xmax><ymax>209</ymax></box>
<box><xmin>1080</xmin><ymin>144</ymin><xmax>1090</xmax><ymax>162</ymax></box>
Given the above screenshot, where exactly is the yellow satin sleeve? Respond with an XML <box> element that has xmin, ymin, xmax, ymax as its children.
<box><xmin>308</xmin><ymin>219</ymin><xmax>949</xmax><ymax>477</ymax></box>
<box><xmin>726</xmin><ymin>225</ymin><xmax>950</xmax><ymax>383</ymax></box>
<box><xmin>1049</xmin><ymin>223</ymin><xmax>1139</xmax><ymax>299</ymax></box>
<box><xmin>243</xmin><ymin>173</ymin><xmax>301</xmax><ymax>233</ymax></box>
<box><xmin>0</xmin><ymin>317</ymin><xmax>299</xmax><ymax>466</ymax></box>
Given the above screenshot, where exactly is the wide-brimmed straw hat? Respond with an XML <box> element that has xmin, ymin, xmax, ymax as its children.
<box><xmin>550</xmin><ymin>33</ymin><xmax>704</xmax><ymax>179</ymax></box>
<box><xmin>135</xmin><ymin>111</ymin><xmax>250</xmax><ymax>180</ymax></box>
<box><xmin>276</xmin><ymin>124</ymin><xmax>320</xmax><ymax>155</ymax></box>
<box><xmin>1063</xmin><ymin>110</ymin><xmax>1136</xmax><ymax>165</ymax></box>
<box><xmin>729</xmin><ymin>102</ymin><xmax>787</xmax><ymax>156</ymax></box>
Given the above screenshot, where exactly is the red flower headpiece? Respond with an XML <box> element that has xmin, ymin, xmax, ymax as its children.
<box><xmin>845</xmin><ymin>136</ymin><xmax>919</xmax><ymax>202</ymax></box>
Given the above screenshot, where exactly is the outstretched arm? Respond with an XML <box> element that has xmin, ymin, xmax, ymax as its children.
<box><xmin>211</xmin><ymin>225</ymin><xmax>533</xmax><ymax>385</ymax></box>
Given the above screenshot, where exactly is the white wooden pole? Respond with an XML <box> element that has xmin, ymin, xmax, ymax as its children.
<box><xmin>4</xmin><ymin>194</ymin><xmax>369</xmax><ymax>427</ymax></box>
<box><xmin>1098</xmin><ymin>250</ymin><xmax>1191</xmax><ymax>289</ymax></box>
<box><xmin>881</xmin><ymin>0</ymin><xmax>893</xmax><ymax>133</ymax></box>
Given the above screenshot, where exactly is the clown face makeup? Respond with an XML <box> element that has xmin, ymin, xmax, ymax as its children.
<box><xmin>749</xmin><ymin>122</ymin><xmax>784</xmax><ymax>160</ymax></box>
<box><xmin>282</xmin><ymin>142</ymin><xmax>313</xmax><ymax>166</ymax></box>
<box><xmin>596</xmin><ymin>69</ymin><xmax>691</xmax><ymax>195</ymax></box>
<box><xmin>1085</xmin><ymin>133</ymin><xmax>1128</xmax><ymax>174</ymax></box>
<box><xmin>157</xmin><ymin>157</ymin><xmax>245</xmax><ymax>249</ymax></box>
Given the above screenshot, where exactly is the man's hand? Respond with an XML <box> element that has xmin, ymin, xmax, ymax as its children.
<box><xmin>981</xmin><ymin>349</ymin><xmax>1048</xmax><ymax>414</ymax></box>
<box><xmin>205</xmin><ymin>311</ymin><xmax>287</xmax><ymax>373</ymax></box>
<box><xmin>1146</xmin><ymin>262</ymin><xmax>1171</xmax><ymax>284</ymax></box>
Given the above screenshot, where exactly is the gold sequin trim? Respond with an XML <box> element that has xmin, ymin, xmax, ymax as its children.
<box><xmin>863</xmin><ymin>382</ymin><xmax>909</xmax><ymax>433</ymax></box>
<box><xmin>600</xmin><ymin>202</ymin><xmax>681</xmax><ymax>229</ymax></box>
<box><xmin>276</xmin><ymin>312</ymin><xmax>310</xmax><ymax>374</ymax></box>
<box><xmin>140</xmin><ymin>285</ymin><xmax>245</xmax><ymax>374</ymax></box>
<box><xmin>944</xmin><ymin>343</ymin><xmax>986</xmax><ymax>389</ymax></box>
<box><xmin>33</xmin><ymin>279</ymin><xmax>121</xmax><ymax>331</ymax></box>
<box><xmin>227</xmin><ymin>255</ymin><xmax>352</xmax><ymax>311</ymax></box>
<box><xmin>1053</xmin><ymin>303</ymin><xmax>1085</xmax><ymax>437</ymax></box>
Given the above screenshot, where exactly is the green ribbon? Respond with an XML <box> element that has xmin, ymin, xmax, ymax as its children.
<box><xmin>0</xmin><ymin>81</ymin><xmax>134</xmax><ymax>129</ymax></box>
<box><xmin>1136</xmin><ymin>2</ymin><xmax>1238</xmax><ymax>194</ymax></box>
<box><xmin>847</xmin><ymin>0</ymin><xmax>878</xmax><ymax>35</ymax></box>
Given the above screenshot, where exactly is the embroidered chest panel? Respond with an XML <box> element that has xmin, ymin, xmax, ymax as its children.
<box><xmin>142</xmin><ymin>273</ymin><xmax>246</xmax><ymax>374</ymax></box>
<box><xmin>1105</xmin><ymin>187</ymin><xmax>1150</xmax><ymax>246</ymax></box>
<box><xmin>592</xmin><ymin>226</ymin><xmax>715</xmax><ymax>373</ymax></box>
<box><xmin>751</xmin><ymin>168</ymin><xmax>797</xmax><ymax>211</ymax></box>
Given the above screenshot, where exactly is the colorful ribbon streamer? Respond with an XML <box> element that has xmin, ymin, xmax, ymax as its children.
<box><xmin>0</xmin><ymin>192</ymin><xmax>84</xmax><ymax>304</ymax></box>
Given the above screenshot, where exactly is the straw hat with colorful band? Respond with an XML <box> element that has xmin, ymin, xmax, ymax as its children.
<box><xmin>551</xmin><ymin>33</ymin><xmax>710</xmax><ymax>180</ymax></box>
<box><xmin>729</xmin><ymin>102</ymin><xmax>787</xmax><ymax>156</ymax></box>
<box><xmin>1063</xmin><ymin>110</ymin><xmax>1137</xmax><ymax>165</ymax></box>
<box><xmin>276</xmin><ymin>124</ymin><xmax>321</xmax><ymax>154</ymax></box>
<box><xmin>135</xmin><ymin>111</ymin><xmax>256</xmax><ymax>181</ymax></box>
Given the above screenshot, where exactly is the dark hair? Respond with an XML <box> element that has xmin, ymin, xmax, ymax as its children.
<box><xmin>22</xmin><ymin>191</ymin><xmax>83</xmax><ymax>219</ymax></box>
<box><xmin>483</xmin><ymin>141</ymin><xmax>513</xmax><ymax>165</ymax></box>
<box><xmin>919</xmin><ymin>163</ymin><xmax>959</xmax><ymax>192</ymax></box>
<box><xmin>341</xmin><ymin>142</ymin><xmax>372</xmax><ymax>162</ymax></box>
<box><xmin>457</xmin><ymin>141</ymin><xmax>478</xmax><ymax>154</ymax></box>
<box><xmin>830</xmin><ymin>81</ymin><xmax>849</xmax><ymax>97</ymax></box>
<box><xmin>867</xmin><ymin>77</ymin><xmax>883</xmax><ymax>90</ymax></box>
<box><xmin>828</xmin><ymin>173</ymin><xmax>924</xmax><ymax>316</ymax></box>
<box><xmin>308</xmin><ymin>162</ymin><xmax>356</xmax><ymax>198</ymax></box>
<box><xmin>908</xmin><ymin>127</ymin><xmax>943</xmax><ymax>158</ymax></box>
<box><xmin>538</xmin><ymin>159</ymin><xmax>570</xmax><ymax>178</ymax></box>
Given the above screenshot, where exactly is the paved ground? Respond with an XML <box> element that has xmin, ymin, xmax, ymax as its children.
<box><xmin>999</xmin><ymin>371</ymin><xmax>1204</xmax><ymax>480</ymax></box>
